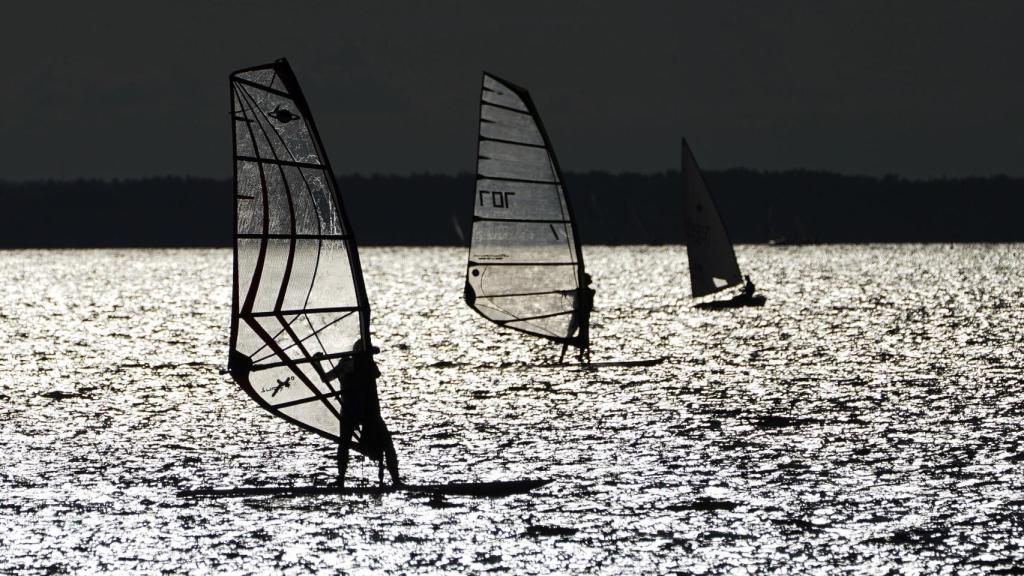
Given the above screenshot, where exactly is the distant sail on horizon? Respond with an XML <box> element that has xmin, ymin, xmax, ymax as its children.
<box><xmin>464</xmin><ymin>73</ymin><xmax>588</xmax><ymax>348</ymax></box>
<box><xmin>227</xmin><ymin>59</ymin><xmax>377</xmax><ymax>452</ymax></box>
<box><xmin>682</xmin><ymin>138</ymin><xmax>744</xmax><ymax>298</ymax></box>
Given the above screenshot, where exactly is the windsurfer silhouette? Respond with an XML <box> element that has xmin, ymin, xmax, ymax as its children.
<box><xmin>311</xmin><ymin>340</ymin><xmax>401</xmax><ymax>488</ymax></box>
<box><xmin>740</xmin><ymin>275</ymin><xmax>756</xmax><ymax>299</ymax></box>
<box><xmin>560</xmin><ymin>273</ymin><xmax>595</xmax><ymax>364</ymax></box>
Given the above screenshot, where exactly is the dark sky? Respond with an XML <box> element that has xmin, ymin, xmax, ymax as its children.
<box><xmin>3</xmin><ymin>1</ymin><xmax>1021</xmax><ymax>180</ymax></box>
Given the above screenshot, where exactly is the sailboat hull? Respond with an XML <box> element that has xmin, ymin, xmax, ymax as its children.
<box><xmin>693</xmin><ymin>294</ymin><xmax>767</xmax><ymax>310</ymax></box>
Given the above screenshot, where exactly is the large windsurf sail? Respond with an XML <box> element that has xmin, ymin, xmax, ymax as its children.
<box><xmin>465</xmin><ymin>73</ymin><xmax>586</xmax><ymax>345</ymax></box>
<box><xmin>228</xmin><ymin>59</ymin><xmax>372</xmax><ymax>446</ymax></box>
<box><xmin>681</xmin><ymin>138</ymin><xmax>743</xmax><ymax>298</ymax></box>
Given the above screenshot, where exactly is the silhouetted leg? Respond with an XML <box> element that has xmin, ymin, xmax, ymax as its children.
<box><xmin>337</xmin><ymin>422</ymin><xmax>355</xmax><ymax>487</ymax></box>
<box><xmin>559</xmin><ymin>342</ymin><xmax>568</xmax><ymax>363</ymax></box>
<box><xmin>377</xmin><ymin>419</ymin><xmax>401</xmax><ymax>486</ymax></box>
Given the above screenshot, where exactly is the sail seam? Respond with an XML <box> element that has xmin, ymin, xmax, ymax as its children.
<box><xmin>476</xmin><ymin>175</ymin><xmax>559</xmax><ymax>185</ymax></box>
<box><xmin>476</xmin><ymin>289</ymin><xmax>573</xmax><ymax>299</ymax></box>
<box><xmin>242</xmin><ymin>306</ymin><xmax>360</xmax><ymax>317</ymax></box>
<box><xmin>467</xmin><ymin>261</ymin><xmax>577</xmax><ymax>267</ymax></box>
<box><xmin>237</xmin><ymin>233</ymin><xmax>349</xmax><ymax>240</ymax></box>
<box><xmin>479</xmin><ymin>136</ymin><xmax>546</xmax><ymax>149</ymax></box>
<box><xmin>236</xmin><ymin>156</ymin><xmax>325</xmax><ymax>170</ymax></box>
<box><xmin>231</xmin><ymin>77</ymin><xmax>291</xmax><ymax>99</ymax></box>
<box><xmin>482</xmin><ymin>101</ymin><xmax>530</xmax><ymax>115</ymax></box>
<box><xmin>473</xmin><ymin>216</ymin><xmax>571</xmax><ymax>224</ymax></box>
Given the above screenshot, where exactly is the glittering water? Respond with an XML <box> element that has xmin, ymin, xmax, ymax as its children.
<box><xmin>2</xmin><ymin>245</ymin><xmax>1023</xmax><ymax>574</ymax></box>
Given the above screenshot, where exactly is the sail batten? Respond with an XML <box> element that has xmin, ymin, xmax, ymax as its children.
<box><xmin>229</xmin><ymin>59</ymin><xmax>371</xmax><ymax>443</ymax></box>
<box><xmin>465</xmin><ymin>73</ymin><xmax>586</xmax><ymax>346</ymax></box>
<box><xmin>682</xmin><ymin>139</ymin><xmax>743</xmax><ymax>298</ymax></box>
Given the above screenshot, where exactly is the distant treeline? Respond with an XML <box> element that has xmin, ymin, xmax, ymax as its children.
<box><xmin>0</xmin><ymin>171</ymin><xmax>1021</xmax><ymax>248</ymax></box>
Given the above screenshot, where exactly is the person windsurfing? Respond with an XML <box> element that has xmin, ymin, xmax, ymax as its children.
<box><xmin>740</xmin><ymin>274</ymin><xmax>756</xmax><ymax>299</ymax></box>
<box><xmin>311</xmin><ymin>339</ymin><xmax>401</xmax><ymax>488</ymax></box>
<box><xmin>560</xmin><ymin>273</ymin><xmax>595</xmax><ymax>364</ymax></box>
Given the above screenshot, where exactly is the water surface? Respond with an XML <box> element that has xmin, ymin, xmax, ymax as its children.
<box><xmin>2</xmin><ymin>245</ymin><xmax>1023</xmax><ymax>573</ymax></box>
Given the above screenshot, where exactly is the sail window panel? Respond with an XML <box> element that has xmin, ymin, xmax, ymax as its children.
<box><xmin>233</xmin><ymin>321</ymin><xmax>266</xmax><ymax>359</ymax></box>
<box><xmin>483</xmin><ymin>76</ymin><xmax>529</xmax><ymax>111</ymax></box>
<box><xmin>235</xmin><ymin>162</ymin><xmax>265</xmax><ymax>235</ymax></box>
<box><xmin>505</xmin><ymin>315</ymin><xmax>572</xmax><ymax>339</ymax></box>
<box><xmin>246</xmin><ymin>90</ymin><xmax>321</xmax><ymax>166</ymax></box>
<box><xmin>233</xmin><ymin>88</ymin><xmax>277</xmax><ymax>161</ymax></box>
<box><xmin>253</xmin><ymin>316</ymin><xmax>307</xmax><ymax>363</ymax></box>
<box><xmin>235</xmin><ymin>239</ymin><xmax>261</xmax><ymax>311</ymax></box>
<box><xmin>475</xmin><ymin>292</ymin><xmax>575</xmax><ymax>324</ymax></box>
<box><xmin>478</xmin><ymin>139</ymin><xmax>559</xmax><ymax>181</ymax></box>
<box><xmin>473</xmin><ymin>179</ymin><xmax>568</xmax><ymax>221</ymax></box>
<box><xmin>300</xmin><ymin>312</ymin><xmax>362</xmax><ymax>359</ymax></box>
<box><xmin>245</xmin><ymin>99</ymin><xmax>293</xmax><ymax>163</ymax></box>
<box><xmin>250</xmin><ymin>320</ymin><xmax>341</xmax><ymax>393</ymax></box>
<box><xmin>281</xmin><ymin>166</ymin><xmax>320</xmax><ymax>236</ymax></box>
<box><xmin>251</xmin><ymin>239</ymin><xmax>292</xmax><ymax>312</ymax></box>
<box><xmin>468</xmin><ymin>264</ymin><xmax>577</xmax><ymax>299</ymax></box>
<box><xmin>235</xmin><ymin>69</ymin><xmax>276</xmax><ymax>86</ymax></box>
<box><xmin>470</xmin><ymin>221</ymin><xmax>577</xmax><ymax>263</ymax></box>
<box><xmin>280</xmin><ymin>402</ymin><xmax>340</xmax><ymax>439</ymax></box>
<box><xmin>261</xmin><ymin>167</ymin><xmax>293</xmax><ymax>235</ymax></box>
<box><xmin>478</xmin><ymin>150</ymin><xmax>557</xmax><ymax>183</ymax></box>
<box><xmin>304</xmin><ymin>240</ymin><xmax>360</xmax><ymax>311</ymax></box>
<box><xmin>480</xmin><ymin>105</ymin><xmax>545</xmax><ymax>147</ymax></box>
<box><xmin>234</xmin><ymin>116</ymin><xmax>255</xmax><ymax>158</ymax></box>
<box><xmin>280</xmin><ymin>239</ymin><xmax>340</xmax><ymax>310</ymax></box>
<box><xmin>301</xmin><ymin>168</ymin><xmax>345</xmax><ymax>236</ymax></box>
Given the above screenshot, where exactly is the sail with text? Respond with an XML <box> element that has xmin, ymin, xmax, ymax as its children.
<box><xmin>464</xmin><ymin>73</ymin><xmax>587</xmax><ymax>347</ymax></box>
<box><xmin>228</xmin><ymin>59</ymin><xmax>375</xmax><ymax>450</ymax></box>
<box><xmin>682</xmin><ymin>138</ymin><xmax>743</xmax><ymax>298</ymax></box>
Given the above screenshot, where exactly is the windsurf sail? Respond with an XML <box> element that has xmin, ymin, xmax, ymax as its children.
<box><xmin>465</xmin><ymin>73</ymin><xmax>587</xmax><ymax>346</ymax></box>
<box><xmin>228</xmin><ymin>59</ymin><xmax>373</xmax><ymax>446</ymax></box>
<box><xmin>681</xmin><ymin>138</ymin><xmax>743</xmax><ymax>297</ymax></box>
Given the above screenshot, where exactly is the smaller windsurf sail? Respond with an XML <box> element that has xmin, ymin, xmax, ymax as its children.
<box><xmin>465</xmin><ymin>73</ymin><xmax>587</xmax><ymax>347</ymax></box>
<box><xmin>681</xmin><ymin>138</ymin><xmax>743</xmax><ymax>298</ymax></box>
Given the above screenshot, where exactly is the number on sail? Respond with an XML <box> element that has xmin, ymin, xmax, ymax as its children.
<box><xmin>228</xmin><ymin>59</ymin><xmax>372</xmax><ymax>442</ymax></box>
<box><xmin>681</xmin><ymin>139</ymin><xmax>743</xmax><ymax>297</ymax></box>
<box><xmin>465</xmin><ymin>73</ymin><xmax>586</xmax><ymax>343</ymax></box>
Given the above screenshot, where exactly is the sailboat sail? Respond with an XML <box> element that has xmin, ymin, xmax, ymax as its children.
<box><xmin>228</xmin><ymin>59</ymin><xmax>371</xmax><ymax>443</ymax></box>
<box><xmin>465</xmin><ymin>73</ymin><xmax>585</xmax><ymax>344</ymax></box>
<box><xmin>682</xmin><ymin>139</ymin><xmax>742</xmax><ymax>298</ymax></box>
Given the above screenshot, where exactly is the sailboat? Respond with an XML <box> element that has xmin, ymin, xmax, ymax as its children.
<box><xmin>464</xmin><ymin>73</ymin><xmax>592</xmax><ymax>362</ymax></box>
<box><xmin>187</xmin><ymin>59</ymin><xmax>547</xmax><ymax>498</ymax></box>
<box><xmin>681</xmin><ymin>138</ymin><xmax>766</xmax><ymax>309</ymax></box>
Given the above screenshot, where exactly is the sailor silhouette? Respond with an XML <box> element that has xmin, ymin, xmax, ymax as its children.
<box><xmin>269</xmin><ymin>105</ymin><xmax>299</xmax><ymax>124</ymax></box>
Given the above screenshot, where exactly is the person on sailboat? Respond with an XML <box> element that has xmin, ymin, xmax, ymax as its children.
<box><xmin>741</xmin><ymin>274</ymin><xmax>756</xmax><ymax>299</ymax></box>
<box><xmin>560</xmin><ymin>273</ymin><xmax>595</xmax><ymax>364</ymax></box>
<box><xmin>311</xmin><ymin>340</ymin><xmax>401</xmax><ymax>488</ymax></box>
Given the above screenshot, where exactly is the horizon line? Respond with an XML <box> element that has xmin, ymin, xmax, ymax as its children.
<box><xmin>1</xmin><ymin>168</ymin><xmax>1022</xmax><ymax>185</ymax></box>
